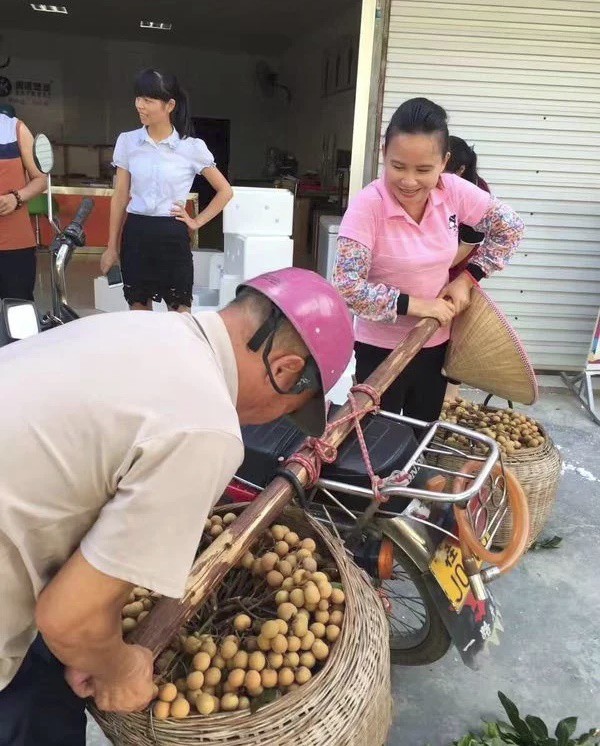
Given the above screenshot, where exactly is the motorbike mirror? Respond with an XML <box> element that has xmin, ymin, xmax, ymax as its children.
<box><xmin>33</xmin><ymin>133</ymin><xmax>54</xmax><ymax>174</ymax></box>
<box><xmin>3</xmin><ymin>301</ymin><xmax>40</xmax><ymax>341</ymax></box>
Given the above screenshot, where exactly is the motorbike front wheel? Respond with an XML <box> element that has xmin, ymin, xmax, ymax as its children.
<box><xmin>376</xmin><ymin>547</ymin><xmax>451</xmax><ymax>666</ymax></box>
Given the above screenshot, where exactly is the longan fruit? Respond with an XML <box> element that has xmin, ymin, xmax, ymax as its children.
<box><xmin>228</xmin><ymin>669</ymin><xmax>246</xmax><ymax>689</ymax></box>
<box><xmin>211</xmin><ymin>514</ymin><xmax>223</xmax><ymax>525</ymax></box>
<box><xmin>291</xmin><ymin>617</ymin><xmax>308</xmax><ymax>637</ymax></box>
<box><xmin>238</xmin><ymin>695</ymin><xmax>250</xmax><ymax>710</ymax></box>
<box><xmin>274</xmin><ymin>541</ymin><xmax>290</xmax><ymax>558</ymax></box>
<box><xmin>192</xmin><ymin>651</ymin><xmax>212</xmax><ymax>672</ymax></box>
<box><xmin>311</xmin><ymin>571</ymin><xmax>328</xmax><ymax>584</ymax></box>
<box><xmin>204</xmin><ymin>667</ymin><xmax>222</xmax><ymax>687</ymax></box>
<box><xmin>171</xmin><ymin>698</ymin><xmax>191</xmax><ymax>719</ymax></box>
<box><xmin>292</xmin><ymin>569</ymin><xmax>309</xmax><ymax>585</ymax></box>
<box><xmin>317</xmin><ymin>581</ymin><xmax>333</xmax><ymax>600</ymax></box>
<box><xmin>122</xmin><ymin>601</ymin><xmax>144</xmax><ymax>618</ymax></box>
<box><xmin>196</xmin><ymin>692</ymin><xmax>215</xmax><ymax>716</ymax></box>
<box><xmin>232</xmin><ymin>650</ymin><xmax>249</xmax><ymax>670</ymax></box>
<box><xmin>326</xmin><ymin>625</ymin><xmax>341</xmax><ymax>643</ymax></box>
<box><xmin>312</xmin><ymin>640</ymin><xmax>329</xmax><ymax>660</ymax></box>
<box><xmin>278</xmin><ymin>667</ymin><xmax>295</xmax><ymax>687</ymax></box>
<box><xmin>261</xmin><ymin>669</ymin><xmax>278</xmax><ymax>688</ymax></box>
<box><xmin>295</xmin><ymin>666</ymin><xmax>312</xmax><ymax>684</ymax></box>
<box><xmin>318</xmin><ymin>599</ymin><xmax>329</xmax><ymax>611</ymax></box>
<box><xmin>233</xmin><ymin>614</ymin><xmax>252</xmax><ymax>632</ymax></box>
<box><xmin>277</xmin><ymin>619</ymin><xmax>289</xmax><ymax>635</ymax></box>
<box><xmin>266</xmin><ymin>570</ymin><xmax>284</xmax><ymax>588</ymax></box>
<box><xmin>314</xmin><ymin>610</ymin><xmax>330</xmax><ymax>625</ymax></box>
<box><xmin>310</xmin><ymin>622</ymin><xmax>326</xmax><ymax>639</ymax></box>
<box><xmin>204</xmin><ymin>519</ymin><xmax>212</xmax><ymax>532</ymax></box>
<box><xmin>277</xmin><ymin>560</ymin><xmax>293</xmax><ymax>577</ymax></box>
<box><xmin>275</xmin><ymin>590</ymin><xmax>290</xmax><ymax>605</ymax></box>
<box><xmin>329</xmin><ymin>610</ymin><xmax>344</xmax><ymax>626</ymax></box>
<box><xmin>300</xmin><ymin>538</ymin><xmax>317</xmax><ymax>553</ymax></box>
<box><xmin>210</xmin><ymin>524</ymin><xmax>224</xmax><ymax>538</ymax></box>
<box><xmin>271</xmin><ymin>634</ymin><xmax>288</xmax><ymax>654</ymax></box>
<box><xmin>212</xmin><ymin>654</ymin><xmax>226</xmax><ymax>670</ymax></box>
<box><xmin>278</xmin><ymin>602</ymin><xmax>297</xmax><ymax>621</ymax></box>
<box><xmin>152</xmin><ymin>683</ymin><xmax>159</xmax><ymax>699</ymax></box>
<box><xmin>300</xmin><ymin>631</ymin><xmax>316</xmax><ymax>651</ymax></box>
<box><xmin>290</xmin><ymin>589</ymin><xmax>305</xmax><ymax>608</ymax></box>
<box><xmin>122</xmin><ymin>618</ymin><xmax>137</xmax><ymax>633</ymax></box>
<box><xmin>283</xmin><ymin>652</ymin><xmax>300</xmax><ymax>668</ymax></box>
<box><xmin>330</xmin><ymin>588</ymin><xmax>345</xmax><ymax>605</ymax></box>
<box><xmin>270</xmin><ymin>524</ymin><xmax>288</xmax><ymax>541</ymax></box>
<box><xmin>284</xmin><ymin>532</ymin><xmax>300</xmax><ymax>547</ymax></box>
<box><xmin>223</xmin><ymin>512</ymin><xmax>237</xmax><ymax>525</ymax></box>
<box><xmin>246</xmin><ymin>685</ymin><xmax>263</xmax><ymax>698</ymax></box>
<box><xmin>252</xmin><ymin>559</ymin><xmax>263</xmax><ymax>576</ymax></box>
<box><xmin>183</xmin><ymin>636</ymin><xmax>203</xmax><ymax>655</ymax></box>
<box><xmin>220</xmin><ymin>639</ymin><xmax>238</xmax><ymax>660</ymax></box>
<box><xmin>304</xmin><ymin>584</ymin><xmax>320</xmax><ymax>605</ymax></box>
<box><xmin>221</xmin><ymin>693</ymin><xmax>239</xmax><ymax>712</ymax></box>
<box><xmin>241</xmin><ymin>552</ymin><xmax>255</xmax><ymax>570</ymax></box>
<box><xmin>261</xmin><ymin>620</ymin><xmax>280</xmax><ymax>640</ymax></box>
<box><xmin>261</xmin><ymin>552</ymin><xmax>279</xmax><ymax>573</ymax></box>
<box><xmin>267</xmin><ymin>652</ymin><xmax>284</xmax><ymax>669</ymax></box>
<box><xmin>153</xmin><ymin>700</ymin><xmax>171</xmax><ymax>720</ymax></box>
<box><xmin>158</xmin><ymin>683</ymin><xmax>178</xmax><ymax>703</ymax></box>
<box><xmin>200</xmin><ymin>639</ymin><xmax>217</xmax><ymax>657</ymax></box>
<box><xmin>300</xmin><ymin>651</ymin><xmax>316</xmax><ymax>669</ymax></box>
<box><xmin>257</xmin><ymin>635</ymin><xmax>272</xmax><ymax>652</ymax></box>
<box><xmin>137</xmin><ymin>611</ymin><xmax>149</xmax><ymax>623</ymax></box>
<box><xmin>296</xmin><ymin>549</ymin><xmax>312</xmax><ymax>561</ymax></box>
<box><xmin>248</xmin><ymin>651</ymin><xmax>266</xmax><ymax>671</ymax></box>
<box><xmin>244</xmin><ymin>669</ymin><xmax>262</xmax><ymax>690</ymax></box>
<box><xmin>302</xmin><ymin>557</ymin><xmax>318</xmax><ymax>573</ymax></box>
<box><xmin>286</xmin><ymin>635</ymin><xmax>301</xmax><ymax>653</ymax></box>
<box><xmin>281</xmin><ymin>577</ymin><xmax>295</xmax><ymax>591</ymax></box>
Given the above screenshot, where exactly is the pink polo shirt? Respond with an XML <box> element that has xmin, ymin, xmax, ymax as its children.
<box><xmin>338</xmin><ymin>173</ymin><xmax>492</xmax><ymax>349</ymax></box>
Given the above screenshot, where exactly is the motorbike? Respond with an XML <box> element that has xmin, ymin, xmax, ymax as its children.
<box><xmin>224</xmin><ymin>402</ymin><xmax>529</xmax><ymax>670</ymax></box>
<box><xmin>0</xmin><ymin>133</ymin><xmax>94</xmax><ymax>346</ymax></box>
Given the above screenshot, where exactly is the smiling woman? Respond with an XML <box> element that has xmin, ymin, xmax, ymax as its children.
<box><xmin>332</xmin><ymin>97</ymin><xmax>524</xmax><ymax>424</ymax></box>
<box><xmin>100</xmin><ymin>68</ymin><xmax>233</xmax><ymax>313</ymax></box>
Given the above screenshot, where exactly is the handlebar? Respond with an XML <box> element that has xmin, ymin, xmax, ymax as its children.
<box><xmin>72</xmin><ymin>197</ymin><xmax>94</xmax><ymax>229</ymax></box>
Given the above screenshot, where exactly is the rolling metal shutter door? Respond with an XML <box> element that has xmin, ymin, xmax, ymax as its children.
<box><xmin>381</xmin><ymin>0</ymin><xmax>600</xmax><ymax>370</ymax></box>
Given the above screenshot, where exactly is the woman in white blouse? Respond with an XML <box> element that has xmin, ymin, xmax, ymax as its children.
<box><xmin>101</xmin><ymin>69</ymin><xmax>233</xmax><ymax>311</ymax></box>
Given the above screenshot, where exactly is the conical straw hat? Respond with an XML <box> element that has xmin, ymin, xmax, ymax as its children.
<box><xmin>444</xmin><ymin>284</ymin><xmax>538</xmax><ymax>405</ymax></box>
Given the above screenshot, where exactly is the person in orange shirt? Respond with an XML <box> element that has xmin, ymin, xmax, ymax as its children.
<box><xmin>0</xmin><ymin>109</ymin><xmax>48</xmax><ymax>300</ymax></box>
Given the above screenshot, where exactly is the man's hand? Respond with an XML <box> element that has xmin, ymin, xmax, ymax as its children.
<box><xmin>91</xmin><ymin>644</ymin><xmax>155</xmax><ymax>712</ymax></box>
<box><xmin>439</xmin><ymin>272</ymin><xmax>474</xmax><ymax>315</ymax></box>
<box><xmin>408</xmin><ymin>296</ymin><xmax>456</xmax><ymax>326</ymax></box>
<box><xmin>65</xmin><ymin>645</ymin><xmax>154</xmax><ymax>712</ymax></box>
<box><xmin>0</xmin><ymin>193</ymin><xmax>18</xmax><ymax>217</ymax></box>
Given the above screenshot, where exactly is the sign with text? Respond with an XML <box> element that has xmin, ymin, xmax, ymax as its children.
<box><xmin>0</xmin><ymin>57</ymin><xmax>63</xmax><ymax>139</ymax></box>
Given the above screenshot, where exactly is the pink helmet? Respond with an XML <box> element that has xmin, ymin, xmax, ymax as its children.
<box><xmin>239</xmin><ymin>268</ymin><xmax>354</xmax><ymax>436</ymax></box>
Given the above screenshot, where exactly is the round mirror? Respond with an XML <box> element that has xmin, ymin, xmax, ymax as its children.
<box><xmin>33</xmin><ymin>134</ymin><xmax>54</xmax><ymax>174</ymax></box>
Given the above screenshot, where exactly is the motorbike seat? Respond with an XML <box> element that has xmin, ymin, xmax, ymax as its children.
<box><xmin>238</xmin><ymin>407</ymin><xmax>421</xmax><ymax>513</ymax></box>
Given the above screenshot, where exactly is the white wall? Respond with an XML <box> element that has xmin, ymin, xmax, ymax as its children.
<box><xmin>278</xmin><ymin>5</ymin><xmax>361</xmax><ymax>173</ymax></box>
<box><xmin>2</xmin><ymin>28</ymin><xmax>283</xmax><ymax>180</ymax></box>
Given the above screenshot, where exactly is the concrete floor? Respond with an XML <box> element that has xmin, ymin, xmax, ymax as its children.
<box><xmin>87</xmin><ymin>387</ymin><xmax>600</xmax><ymax>746</ymax></box>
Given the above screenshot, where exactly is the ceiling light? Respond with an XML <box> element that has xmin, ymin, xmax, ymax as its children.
<box><xmin>140</xmin><ymin>20</ymin><xmax>172</xmax><ymax>31</ymax></box>
<box><xmin>30</xmin><ymin>4</ymin><xmax>68</xmax><ymax>12</ymax></box>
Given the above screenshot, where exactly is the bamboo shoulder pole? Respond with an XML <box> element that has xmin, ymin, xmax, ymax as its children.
<box><xmin>131</xmin><ymin>318</ymin><xmax>439</xmax><ymax>656</ymax></box>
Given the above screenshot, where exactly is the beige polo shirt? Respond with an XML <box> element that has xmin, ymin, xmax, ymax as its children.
<box><xmin>0</xmin><ymin>311</ymin><xmax>244</xmax><ymax>690</ymax></box>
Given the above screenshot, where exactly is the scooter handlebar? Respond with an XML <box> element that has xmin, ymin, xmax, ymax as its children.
<box><xmin>72</xmin><ymin>197</ymin><xmax>94</xmax><ymax>228</ymax></box>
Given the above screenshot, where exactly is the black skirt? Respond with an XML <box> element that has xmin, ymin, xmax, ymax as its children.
<box><xmin>120</xmin><ymin>213</ymin><xmax>193</xmax><ymax>309</ymax></box>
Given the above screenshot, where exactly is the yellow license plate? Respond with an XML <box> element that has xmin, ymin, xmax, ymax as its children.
<box><xmin>429</xmin><ymin>539</ymin><xmax>472</xmax><ymax>611</ymax></box>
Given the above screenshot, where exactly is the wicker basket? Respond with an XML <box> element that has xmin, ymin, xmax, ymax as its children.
<box><xmin>90</xmin><ymin>507</ymin><xmax>392</xmax><ymax>746</ymax></box>
<box><xmin>430</xmin><ymin>407</ymin><xmax>563</xmax><ymax>548</ymax></box>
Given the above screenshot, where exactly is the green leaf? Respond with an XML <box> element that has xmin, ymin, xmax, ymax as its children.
<box><xmin>526</xmin><ymin>716</ymin><xmax>550</xmax><ymax>739</ymax></box>
<box><xmin>556</xmin><ymin>718</ymin><xmax>578</xmax><ymax>742</ymax></box>
<box><xmin>485</xmin><ymin>723</ymin><xmax>501</xmax><ymax>737</ymax></box>
<box><xmin>249</xmin><ymin>688</ymin><xmax>279</xmax><ymax>714</ymax></box>
<box><xmin>498</xmin><ymin>692</ymin><xmax>533</xmax><ymax>741</ymax></box>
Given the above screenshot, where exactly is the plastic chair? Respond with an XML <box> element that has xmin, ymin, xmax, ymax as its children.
<box><xmin>28</xmin><ymin>194</ymin><xmax>59</xmax><ymax>247</ymax></box>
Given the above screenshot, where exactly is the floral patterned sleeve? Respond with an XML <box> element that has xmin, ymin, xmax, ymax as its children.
<box><xmin>468</xmin><ymin>197</ymin><xmax>524</xmax><ymax>277</ymax></box>
<box><xmin>332</xmin><ymin>237</ymin><xmax>399</xmax><ymax>322</ymax></box>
